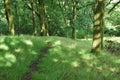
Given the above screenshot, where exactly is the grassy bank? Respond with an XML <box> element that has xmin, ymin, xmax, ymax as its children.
<box><xmin>0</xmin><ymin>36</ymin><xmax>120</xmax><ymax>80</ymax></box>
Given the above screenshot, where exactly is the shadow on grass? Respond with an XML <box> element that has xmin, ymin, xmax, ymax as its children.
<box><xmin>0</xmin><ymin>36</ymin><xmax>120</xmax><ymax>80</ymax></box>
<box><xmin>0</xmin><ymin>36</ymin><xmax>46</xmax><ymax>80</ymax></box>
<box><xmin>33</xmin><ymin>38</ymin><xmax>120</xmax><ymax>80</ymax></box>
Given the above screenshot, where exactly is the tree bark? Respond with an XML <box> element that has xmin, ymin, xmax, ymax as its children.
<box><xmin>91</xmin><ymin>0</ymin><xmax>105</xmax><ymax>53</ymax></box>
<box><xmin>31</xmin><ymin>0</ymin><xmax>37</xmax><ymax>36</ymax></box>
<box><xmin>4</xmin><ymin>0</ymin><xmax>15</xmax><ymax>35</ymax></box>
<box><xmin>14</xmin><ymin>0</ymin><xmax>20</xmax><ymax>35</ymax></box>
<box><xmin>38</xmin><ymin>0</ymin><xmax>48</xmax><ymax>36</ymax></box>
<box><xmin>72</xmin><ymin>0</ymin><xmax>77</xmax><ymax>39</ymax></box>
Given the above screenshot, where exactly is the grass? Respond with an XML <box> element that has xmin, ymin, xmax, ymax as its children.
<box><xmin>0</xmin><ymin>36</ymin><xmax>120</xmax><ymax>80</ymax></box>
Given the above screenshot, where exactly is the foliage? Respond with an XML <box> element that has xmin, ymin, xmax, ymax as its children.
<box><xmin>105</xmin><ymin>37</ymin><xmax>120</xmax><ymax>55</ymax></box>
<box><xmin>0</xmin><ymin>0</ymin><xmax>120</xmax><ymax>37</ymax></box>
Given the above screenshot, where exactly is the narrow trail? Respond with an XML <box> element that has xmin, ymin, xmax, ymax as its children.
<box><xmin>22</xmin><ymin>42</ymin><xmax>52</xmax><ymax>80</ymax></box>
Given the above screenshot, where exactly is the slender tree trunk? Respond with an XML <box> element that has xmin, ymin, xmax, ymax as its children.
<box><xmin>31</xmin><ymin>0</ymin><xmax>37</xmax><ymax>36</ymax></box>
<box><xmin>14</xmin><ymin>0</ymin><xmax>20</xmax><ymax>35</ymax></box>
<box><xmin>38</xmin><ymin>0</ymin><xmax>48</xmax><ymax>36</ymax></box>
<box><xmin>72</xmin><ymin>0</ymin><xmax>77</xmax><ymax>39</ymax></box>
<box><xmin>4</xmin><ymin>0</ymin><xmax>15</xmax><ymax>35</ymax></box>
<box><xmin>91</xmin><ymin>0</ymin><xmax>105</xmax><ymax>53</ymax></box>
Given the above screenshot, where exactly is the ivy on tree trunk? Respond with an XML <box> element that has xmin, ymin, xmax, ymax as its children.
<box><xmin>91</xmin><ymin>0</ymin><xmax>105</xmax><ymax>53</ymax></box>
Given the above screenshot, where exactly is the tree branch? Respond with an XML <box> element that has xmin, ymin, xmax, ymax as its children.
<box><xmin>108</xmin><ymin>1</ymin><xmax>120</xmax><ymax>14</ymax></box>
<box><xmin>25</xmin><ymin>3</ymin><xmax>40</xmax><ymax>17</ymax></box>
<box><xmin>106</xmin><ymin>0</ymin><xmax>113</xmax><ymax>7</ymax></box>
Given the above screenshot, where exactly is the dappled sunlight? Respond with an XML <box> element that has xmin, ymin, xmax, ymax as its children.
<box><xmin>109</xmin><ymin>67</ymin><xmax>118</xmax><ymax>73</ymax></box>
<box><xmin>14</xmin><ymin>48</ymin><xmax>23</xmax><ymax>53</ymax></box>
<box><xmin>22</xmin><ymin>40</ymin><xmax>33</xmax><ymax>46</ymax></box>
<box><xmin>78</xmin><ymin>49</ymin><xmax>86</xmax><ymax>55</ymax></box>
<box><xmin>114</xmin><ymin>59</ymin><xmax>120</xmax><ymax>64</ymax></box>
<box><xmin>81</xmin><ymin>53</ymin><xmax>95</xmax><ymax>60</ymax></box>
<box><xmin>108</xmin><ymin>37</ymin><xmax>120</xmax><ymax>43</ymax></box>
<box><xmin>0</xmin><ymin>37</ymin><xmax>5</xmax><ymax>43</ymax></box>
<box><xmin>10</xmin><ymin>39</ymin><xmax>19</xmax><ymax>46</ymax></box>
<box><xmin>53</xmin><ymin>40</ymin><xmax>61</xmax><ymax>46</ymax></box>
<box><xmin>94</xmin><ymin>13</ymin><xmax>101</xmax><ymax>20</ymax></box>
<box><xmin>0</xmin><ymin>36</ymin><xmax>119</xmax><ymax>80</ymax></box>
<box><xmin>31</xmin><ymin>51</ymin><xmax>38</xmax><ymax>55</ymax></box>
<box><xmin>71</xmin><ymin>61</ymin><xmax>79</xmax><ymax>67</ymax></box>
<box><xmin>95</xmin><ymin>20</ymin><xmax>100</xmax><ymax>26</ymax></box>
<box><xmin>4</xmin><ymin>53</ymin><xmax>16</xmax><ymax>63</ymax></box>
<box><xmin>53</xmin><ymin>58</ymin><xmax>59</xmax><ymax>62</ymax></box>
<box><xmin>4</xmin><ymin>53</ymin><xmax>16</xmax><ymax>67</ymax></box>
<box><xmin>0</xmin><ymin>53</ymin><xmax>16</xmax><ymax>67</ymax></box>
<box><xmin>0</xmin><ymin>44</ymin><xmax>9</xmax><ymax>50</ymax></box>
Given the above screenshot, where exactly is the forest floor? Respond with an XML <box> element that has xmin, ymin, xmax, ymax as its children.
<box><xmin>0</xmin><ymin>36</ymin><xmax>120</xmax><ymax>80</ymax></box>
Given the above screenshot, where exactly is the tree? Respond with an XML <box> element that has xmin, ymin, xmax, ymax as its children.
<box><xmin>72</xmin><ymin>0</ymin><xmax>77</xmax><ymax>39</ymax></box>
<box><xmin>31</xmin><ymin>0</ymin><xmax>37</xmax><ymax>36</ymax></box>
<box><xmin>38</xmin><ymin>0</ymin><xmax>48</xmax><ymax>36</ymax></box>
<box><xmin>14</xmin><ymin>0</ymin><xmax>20</xmax><ymax>35</ymax></box>
<box><xmin>4</xmin><ymin>0</ymin><xmax>15</xmax><ymax>35</ymax></box>
<box><xmin>91</xmin><ymin>0</ymin><xmax>105</xmax><ymax>53</ymax></box>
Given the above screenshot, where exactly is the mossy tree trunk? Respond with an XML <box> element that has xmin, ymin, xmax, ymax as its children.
<box><xmin>38</xmin><ymin>0</ymin><xmax>48</xmax><ymax>36</ymax></box>
<box><xmin>72</xmin><ymin>0</ymin><xmax>77</xmax><ymax>39</ymax></box>
<box><xmin>91</xmin><ymin>0</ymin><xmax>105</xmax><ymax>53</ymax></box>
<box><xmin>4</xmin><ymin>0</ymin><xmax>15</xmax><ymax>35</ymax></box>
<box><xmin>31</xmin><ymin>0</ymin><xmax>37</xmax><ymax>36</ymax></box>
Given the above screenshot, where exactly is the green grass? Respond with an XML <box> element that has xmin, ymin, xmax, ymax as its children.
<box><xmin>0</xmin><ymin>36</ymin><xmax>120</xmax><ymax>80</ymax></box>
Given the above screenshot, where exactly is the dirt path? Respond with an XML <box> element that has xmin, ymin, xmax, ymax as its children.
<box><xmin>22</xmin><ymin>42</ymin><xmax>52</xmax><ymax>80</ymax></box>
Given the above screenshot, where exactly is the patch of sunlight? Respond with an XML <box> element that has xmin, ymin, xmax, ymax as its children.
<box><xmin>114</xmin><ymin>59</ymin><xmax>120</xmax><ymax>64</ymax></box>
<box><xmin>95</xmin><ymin>33</ymin><xmax>101</xmax><ymax>38</ymax></box>
<box><xmin>94</xmin><ymin>13</ymin><xmax>100</xmax><ymax>20</ymax></box>
<box><xmin>111</xmin><ymin>0</ymin><xmax>119</xmax><ymax>3</ymax></box>
<box><xmin>4</xmin><ymin>53</ymin><xmax>16</xmax><ymax>63</ymax></box>
<box><xmin>31</xmin><ymin>51</ymin><xmax>37</xmax><ymax>55</ymax></box>
<box><xmin>71</xmin><ymin>61</ymin><xmax>79</xmax><ymax>67</ymax></box>
<box><xmin>23</xmin><ymin>40</ymin><xmax>33</xmax><ymax>46</ymax></box>
<box><xmin>92</xmin><ymin>39</ymin><xmax>101</xmax><ymax>49</ymax></box>
<box><xmin>67</xmin><ymin>43</ymin><xmax>76</xmax><ymax>49</ymax></box>
<box><xmin>14</xmin><ymin>48</ymin><xmax>22</xmax><ymax>53</ymax></box>
<box><xmin>53</xmin><ymin>58</ymin><xmax>59</xmax><ymax>62</ymax></box>
<box><xmin>10</xmin><ymin>42</ymin><xmax>16</xmax><ymax>45</ymax></box>
<box><xmin>109</xmin><ymin>67</ymin><xmax>118</xmax><ymax>72</ymax></box>
<box><xmin>95</xmin><ymin>20</ymin><xmax>100</xmax><ymax>25</ymax></box>
<box><xmin>80</xmin><ymin>38</ymin><xmax>92</xmax><ymax>41</ymax></box>
<box><xmin>3</xmin><ymin>53</ymin><xmax>16</xmax><ymax>67</ymax></box>
<box><xmin>0</xmin><ymin>44</ymin><xmax>9</xmax><ymax>50</ymax></box>
<box><xmin>109</xmin><ymin>37</ymin><xmax>120</xmax><ymax>43</ymax></box>
<box><xmin>0</xmin><ymin>37</ymin><xmax>5</xmax><ymax>43</ymax></box>
<box><xmin>0</xmin><ymin>56</ymin><xmax>4</xmax><ymax>61</ymax></box>
<box><xmin>53</xmin><ymin>40</ymin><xmax>61</xmax><ymax>46</ymax></box>
<box><xmin>78</xmin><ymin>50</ymin><xmax>86</xmax><ymax>55</ymax></box>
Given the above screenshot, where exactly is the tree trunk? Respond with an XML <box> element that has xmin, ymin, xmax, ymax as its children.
<box><xmin>4</xmin><ymin>0</ymin><xmax>15</xmax><ymax>35</ymax></box>
<box><xmin>38</xmin><ymin>0</ymin><xmax>48</xmax><ymax>36</ymax></box>
<box><xmin>31</xmin><ymin>0</ymin><xmax>37</xmax><ymax>36</ymax></box>
<box><xmin>14</xmin><ymin>0</ymin><xmax>20</xmax><ymax>35</ymax></box>
<box><xmin>72</xmin><ymin>0</ymin><xmax>77</xmax><ymax>39</ymax></box>
<box><xmin>91</xmin><ymin>0</ymin><xmax>105</xmax><ymax>53</ymax></box>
